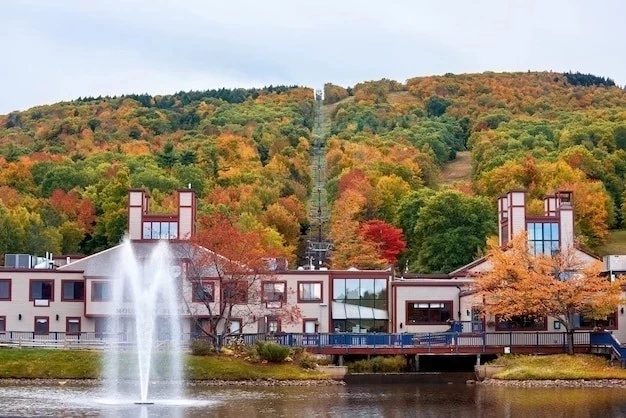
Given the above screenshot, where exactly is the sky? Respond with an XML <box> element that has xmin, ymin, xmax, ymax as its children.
<box><xmin>1</xmin><ymin>0</ymin><xmax>625</xmax><ymax>114</ymax></box>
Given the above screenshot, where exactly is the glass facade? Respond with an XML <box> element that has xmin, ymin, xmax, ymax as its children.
<box><xmin>332</xmin><ymin>278</ymin><xmax>388</xmax><ymax>333</ymax></box>
<box><xmin>142</xmin><ymin>221</ymin><xmax>178</xmax><ymax>239</ymax></box>
<box><xmin>527</xmin><ymin>222</ymin><xmax>559</xmax><ymax>255</ymax></box>
<box><xmin>333</xmin><ymin>278</ymin><xmax>387</xmax><ymax>310</ymax></box>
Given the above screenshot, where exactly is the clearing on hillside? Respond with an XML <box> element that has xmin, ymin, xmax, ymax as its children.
<box><xmin>441</xmin><ymin>151</ymin><xmax>472</xmax><ymax>184</ymax></box>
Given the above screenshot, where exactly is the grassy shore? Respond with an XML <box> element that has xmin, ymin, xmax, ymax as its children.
<box><xmin>0</xmin><ymin>348</ymin><xmax>328</xmax><ymax>380</ymax></box>
<box><xmin>489</xmin><ymin>354</ymin><xmax>626</xmax><ymax>380</ymax></box>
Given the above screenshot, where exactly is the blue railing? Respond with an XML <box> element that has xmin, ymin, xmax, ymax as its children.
<box><xmin>0</xmin><ymin>330</ymin><xmax>597</xmax><ymax>354</ymax></box>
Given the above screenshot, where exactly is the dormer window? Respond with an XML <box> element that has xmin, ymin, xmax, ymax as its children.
<box><xmin>142</xmin><ymin>221</ymin><xmax>178</xmax><ymax>240</ymax></box>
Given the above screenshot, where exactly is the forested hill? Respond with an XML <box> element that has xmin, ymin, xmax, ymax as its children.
<box><xmin>1</xmin><ymin>72</ymin><xmax>625</xmax><ymax>273</ymax></box>
<box><xmin>0</xmin><ymin>86</ymin><xmax>314</xmax><ymax>258</ymax></box>
<box><xmin>323</xmin><ymin>72</ymin><xmax>626</xmax><ymax>272</ymax></box>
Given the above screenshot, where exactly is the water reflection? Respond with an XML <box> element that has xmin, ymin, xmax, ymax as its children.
<box><xmin>2</xmin><ymin>382</ymin><xmax>626</xmax><ymax>417</ymax></box>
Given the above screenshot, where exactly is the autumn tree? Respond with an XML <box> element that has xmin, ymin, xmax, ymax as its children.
<box><xmin>476</xmin><ymin>234</ymin><xmax>623</xmax><ymax>354</ymax></box>
<box><xmin>358</xmin><ymin>219</ymin><xmax>406</xmax><ymax>265</ymax></box>
<box><xmin>181</xmin><ymin>214</ymin><xmax>301</xmax><ymax>349</ymax></box>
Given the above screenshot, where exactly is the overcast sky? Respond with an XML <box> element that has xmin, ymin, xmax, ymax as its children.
<box><xmin>1</xmin><ymin>0</ymin><xmax>625</xmax><ymax>114</ymax></box>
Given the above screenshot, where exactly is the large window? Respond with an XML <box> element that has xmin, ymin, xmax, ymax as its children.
<box><xmin>496</xmin><ymin>315</ymin><xmax>546</xmax><ymax>331</ymax></box>
<box><xmin>527</xmin><ymin>222</ymin><xmax>559</xmax><ymax>256</ymax></box>
<box><xmin>34</xmin><ymin>316</ymin><xmax>49</xmax><ymax>334</ymax></box>
<box><xmin>92</xmin><ymin>282</ymin><xmax>112</xmax><ymax>302</ymax></box>
<box><xmin>66</xmin><ymin>317</ymin><xmax>81</xmax><ymax>335</ymax></box>
<box><xmin>333</xmin><ymin>319</ymin><xmax>388</xmax><ymax>333</ymax></box>
<box><xmin>192</xmin><ymin>280</ymin><xmax>215</xmax><ymax>303</ymax></box>
<box><xmin>222</xmin><ymin>282</ymin><xmax>248</xmax><ymax>304</ymax></box>
<box><xmin>30</xmin><ymin>280</ymin><xmax>54</xmax><ymax>301</ymax></box>
<box><xmin>262</xmin><ymin>281</ymin><xmax>286</xmax><ymax>308</ymax></box>
<box><xmin>577</xmin><ymin>312</ymin><xmax>617</xmax><ymax>330</ymax></box>
<box><xmin>95</xmin><ymin>318</ymin><xmax>110</xmax><ymax>338</ymax></box>
<box><xmin>332</xmin><ymin>278</ymin><xmax>388</xmax><ymax>333</ymax></box>
<box><xmin>333</xmin><ymin>278</ymin><xmax>387</xmax><ymax>310</ymax></box>
<box><xmin>62</xmin><ymin>281</ymin><xmax>84</xmax><ymax>301</ymax></box>
<box><xmin>0</xmin><ymin>279</ymin><xmax>10</xmax><ymax>300</ymax></box>
<box><xmin>298</xmin><ymin>282</ymin><xmax>322</xmax><ymax>302</ymax></box>
<box><xmin>142</xmin><ymin>221</ymin><xmax>178</xmax><ymax>240</ymax></box>
<box><xmin>406</xmin><ymin>301</ymin><xmax>453</xmax><ymax>325</ymax></box>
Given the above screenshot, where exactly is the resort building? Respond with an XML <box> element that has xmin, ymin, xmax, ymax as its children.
<box><xmin>0</xmin><ymin>188</ymin><xmax>623</xmax><ymax>343</ymax></box>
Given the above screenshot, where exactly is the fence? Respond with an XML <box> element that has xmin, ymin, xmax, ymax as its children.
<box><xmin>0</xmin><ymin>330</ymin><xmax>596</xmax><ymax>353</ymax></box>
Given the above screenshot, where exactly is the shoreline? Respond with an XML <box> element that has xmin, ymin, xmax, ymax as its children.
<box><xmin>0</xmin><ymin>378</ymin><xmax>343</xmax><ymax>387</ymax></box>
<box><xmin>479</xmin><ymin>378</ymin><xmax>626</xmax><ymax>388</ymax></box>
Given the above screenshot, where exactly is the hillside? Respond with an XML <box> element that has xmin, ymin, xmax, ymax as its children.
<box><xmin>1</xmin><ymin>72</ymin><xmax>625</xmax><ymax>272</ymax></box>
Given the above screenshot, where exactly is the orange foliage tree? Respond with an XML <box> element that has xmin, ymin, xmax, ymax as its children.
<box><xmin>182</xmin><ymin>214</ymin><xmax>301</xmax><ymax>348</ymax></box>
<box><xmin>475</xmin><ymin>234</ymin><xmax>623</xmax><ymax>354</ymax></box>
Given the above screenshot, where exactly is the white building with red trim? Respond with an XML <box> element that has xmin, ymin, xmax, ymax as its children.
<box><xmin>0</xmin><ymin>188</ymin><xmax>623</xmax><ymax>342</ymax></box>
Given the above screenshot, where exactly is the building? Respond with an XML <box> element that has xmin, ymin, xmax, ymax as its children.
<box><xmin>0</xmin><ymin>188</ymin><xmax>623</xmax><ymax>342</ymax></box>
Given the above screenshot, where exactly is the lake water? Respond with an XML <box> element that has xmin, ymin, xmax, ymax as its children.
<box><xmin>1</xmin><ymin>381</ymin><xmax>626</xmax><ymax>417</ymax></box>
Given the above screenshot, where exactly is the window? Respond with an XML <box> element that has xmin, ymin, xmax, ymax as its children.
<box><xmin>298</xmin><ymin>282</ymin><xmax>322</xmax><ymax>302</ymax></box>
<box><xmin>66</xmin><ymin>317</ymin><xmax>81</xmax><ymax>334</ymax></box>
<box><xmin>406</xmin><ymin>301</ymin><xmax>453</xmax><ymax>325</ymax></box>
<box><xmin>332</xmin><ymin>278</ymin><xmax>387</xmax><ymax>310</ymax></box>
<box><xmin>30</xmin><ymin>280</ymin><xmax>54</xmax><ymax>301</ymax></box>
<box><xmin>192</xmin><ymin>280</ymin><xmax>215</xmax><ymax>303</ymax></box>
<box><xmin>95</xmin><ymin>318</ymin><xmax>110</xmax><ymax>338</ymax></box>
<box><xmin>92</xmin><ymin>282</ymin><xmax>112</xmax><ymax>302</ymax></box>
<box><xmin>228</xmin><ymin>319</ymin><xmax>241</xmax><ymax>334</ymax></box>
<box><xmin>62</xmin><ymin>281</ymin><xmax>84</xmax><ymax>301</ymax></box>
<box><xmin>304</xmin><ymin>319</ymin><xmax>317</xmax><ymax>334</ymax></box>
<box><xmin>496</xmin><ymin>315</ymin><xmax>546</xmax><ymax>331</ymax></box>
<box><xmin>333</xmin><ymin>319</ymin><xmax>388</xmax><ymax>333</ymax></box>
<box><xmin>34</xmin><ymin>317</ymin><xmax>49</xmax><ymax>334</ymax></box>
<box><xmin>142</xmin><ymin>221</ymin><xmax>178</xmax><ymax>240</ymax></box>
<box><xmin>262</xmin><ymin>281</ymin><xmax>286</xmax><ymax>307</ymax></box>
<box><xmin>0</xmin><ymin>279</ymin><xmax>10</xmax><ymax>300</ymax></box>
<box><xmin>0</xmin><ymin>316</ymin><xmax>5</xmax><ymax>332</ymax></box>
<box><xmin>222</xmin><ymin>282</ymin><xmax>248</xmax><ymax>304</ymax></box>
<box><xmin>577</xmin><ymin>312</ymin><xmax>617</xmax><ymax>330</ymax></box>
<box><xmin>527</xmin><ymin>222</ymin><xmax>559</xmax><ymax>256</ymax></box>
<box><xmin>266</xmin><ymin>316</ymin><xmax>281</xmax><ymax>334</ymax></box>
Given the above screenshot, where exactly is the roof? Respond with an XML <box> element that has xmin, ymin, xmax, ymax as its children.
<box><xmin>58</xmin><ymin>241</ymin><xmax>220</xmax><ymax>278</ymax></box>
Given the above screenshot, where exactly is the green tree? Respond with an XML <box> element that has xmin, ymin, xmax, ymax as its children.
<box><xmin>411</xmin><ymin>190</ymin><xmax>497</xmax><ymax>273</ymax></box>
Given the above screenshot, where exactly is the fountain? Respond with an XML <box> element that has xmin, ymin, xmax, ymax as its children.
<box><xmin>103</xmin><ymin>239</ymin><xmax>183</xmax><ymax>404</ymax></box>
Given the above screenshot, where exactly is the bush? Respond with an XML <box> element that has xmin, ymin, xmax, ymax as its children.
<box><xmin>190</xmin><ymin>339</ymin><xmax>214</xmax><ymax>356</ymax></box>
<box><xmin>347</xmin><ymin>356</ymin><xmax>406</xmax><ymax>373</ymax></box>
<box><xmin>297</xmin><ymin>351</ymin><xmax>318</xmax><ymax>370</ymax></box>
<box><xmin>257</xmin><ymin>341</ymin><xmax>291</xmax><ymax>363</ymax></box>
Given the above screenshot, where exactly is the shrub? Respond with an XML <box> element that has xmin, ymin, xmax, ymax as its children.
<box><xmin>257</xmin><ymin>341</ymin><xmax>291</xmax><ymax>363</ymax></box>
<box><xmin>190</xmin><ymin>339</ymin><xmax>214</xmax><ymax>356</ymax></box>
<box><xmin>347</xmin><ymin>356</ymin><xmax>406</xmax><ymax>373</ymax></box>
<box><xmin>297</xmin><ymin>351</ymin><xmax>318</xmax><ymax>370</ymax></box>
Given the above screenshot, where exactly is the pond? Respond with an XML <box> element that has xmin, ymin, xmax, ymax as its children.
<box><xmin>1</xmin><ymin>381</ymin><xmax>626</xmax><ymax>417</ymax></box>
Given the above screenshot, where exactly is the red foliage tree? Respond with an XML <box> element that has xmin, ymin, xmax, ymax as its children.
<box><xmin>358</xmin><ymin>219</ymin><xmax>407</xmax><ymax>265</ymax></box>
<box><xmin>182</xmin><ymin>214</ymin><xmax>301</xmax><ymax>348</ymax></box>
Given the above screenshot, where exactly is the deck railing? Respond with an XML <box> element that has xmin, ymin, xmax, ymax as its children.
<box><xmin>0</xmin><ymin>330</ymin><xmax>598</xmax><ymax>353</ymax></box>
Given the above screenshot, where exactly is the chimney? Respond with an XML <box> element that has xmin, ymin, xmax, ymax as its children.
<box><xmin>177</xmin><ymin>189</ymin><xmax>197</xmax><ymax>240</ymax></box>
<box><xmin>128</xmin><ymin>189</ymin><xmax>149</xmax><ymax>240</ymax></box>
<box><xmin>544</xmin><ymin>195</ymin><xmax>558</xmax><ymax>216</ymax></box>
<box><xmin>557</xmin><ymin>191</ymin><xmax>574</xmax><ymax>251</ymax></box>
<box><xmin>507</xmin><ymin>191</ymin><xmax>526</xmax><ymax>241</ymax></box>
<box><xmin>497</xmin><ymin>195</ymin><xmax>509</xmax><ymax>245</ymax></box>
